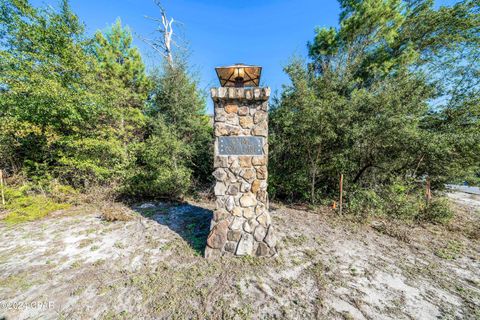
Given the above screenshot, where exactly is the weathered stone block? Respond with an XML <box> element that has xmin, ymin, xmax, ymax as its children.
<box><xmin>218</xmin><ymin>87</ymin><xmax>227</xmax><ymax>98</ymax></box>
<box><xmin>214</xmin><ymin>156</ymin><xmax>228</xmax><ymax>168</ymax></box>
<box><xmin>242</xmin><ymin>207</ymin><xmax>255</xmax><ymax>219</ymax></box>
<box><xmin>239</xmin><ymin>116</ymin><xmax>254</xmax><ymax>128</ymax></box>
<box><xmin>256</xmin><ymin>242</ymin><xmax>269</xmax><ymax>256</ymax></box>
<box><xmin>255</xmin><ymin>204</ymin><xmax>266</xmax><ymax>216</ymax></box>
<box><xmin>264</xmin><ymin>225</ymin><xmax>276</xmax><ymax>248</ymax></box>
<box><xmin>241</xmin><ymin>168</ymin><xmax>256</xmax><ymax>183</ymax></box>
<box><xmin>215</xmin><ymin>123</ymin><xmax>241</xmax><ymax>136</ymax></box>
<box><xmin>206</xmin><ymin>220</ymin><xmax>228</xmax><ymax>249</ymax></box>
<box><xmin>232</xmin><ymin>207</ymin><xmax>243</xmax><ymax>217</ymax></box>
<box><xmin>253</xmin><ymin>225</ymin><xmax>267</xmax><ymax>241</ymax></box>
<box><xmin>252</xmin><ymin>127</ymin><xmax>267</xmax><ymax>137</ymax></box>
<box><xmin>215</xmin><ymin>196</ymin><xmax>225</xmax><ymax>210</ymax></box>
<box><xmin>213</xmin><ymin>209</ymin><xmax>228</xmax><ymax>222</ymax></box>
<box><xmin>254</xmin><ymin>111</ymin><xmax>267</xmax><ymax>124</ymax></box>
<box><xmin>252</xmin><ymin>157</ymin><xmax>266</xmax><ymax>166</ymax></box>
<box><xmin>257</xmin><ymin>190</ymin><xmax>268</xmax><ymax>203</ymax></box>
<box><xmin>254</xmin><ymin>88</ymin><xmax>261</xmax><ymax>99</ymax></box>
<box><xmin>225</xmin><ymin>112</ymin><xmax>239</xmax><ymax>125</ymax></box>
<box><xmin>238</xmin><ymin>106</ymin><xmax>249</xmax><ymax>116</ymax></box>
<box><xmin>240</xmin><ymin>193</ymin><xmax>257</xmax><ymax>207</ymax></box>
<box><xmin>243</xmin><ymin>220</ymin><xmax>253</xmax><ymax>233</ymax></box>
<box><xmin>256</xmin><ymin>212</ymin><xmax>271</xmax><ymax>227</ymax></box>
<box><xmin>215</xmin><ymin>108</ymin><xmax>226</xmax><ymax>122</ymax></box>
<box><xmin>238</xmin><ymin>156</ymin><xmax>252</xmax><ymax>168</ymax></box>
<box><xmin>251</xmin><ymin>180</ymin><xmax>261</xmax><ymax>193</ymax></box>
<box><xmin>214</xmin><ymin>182</ymin><xmax>227</xmax><ymax>196</ymax></box>
<box><xmin>227</xmin><ymin>230</ymin><xmax>242</xmax><ymax>242</ymax></box>
<box><xmin>226</xmin><ymin>184</ymin><xmax>239</xmax><ymax>196</ymax></box>
<box><xmin>231</xmin><ymin>217</ymin><xmax>245</xmax><ymax>231</ymax></box>
<box><xmin>225</xmin><ymin>104</ymin><xmax>238</xmax><ymax>114</ymax></box>
<box><xmin>240</xmin><ymin>182</ymin><xmax>251</xmax><ymax>193</ymax></box>
<box><xmin>213</xmin><ymin>168</ymin><xmax>227</xmax><ymax>181</ymax></box>
<box><xmin>256</xmin><ymin>166</ymin><xmax>267</xmax><ymax>179</ymax></box>
<box><xmin>236</xmin><ymin>233</ymin><xmax>254</xmax><ymax>255</ymax></box>
<box><xmin>225</xmin><ymin>196</ymin><xmax>235</xmax><ymax>212</ymax></box>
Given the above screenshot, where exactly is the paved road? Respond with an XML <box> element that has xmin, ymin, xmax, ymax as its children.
<box><xmin>446</xmin><ymin>184</ymin><xmax>480</xmax><ymax>195</ymax></box>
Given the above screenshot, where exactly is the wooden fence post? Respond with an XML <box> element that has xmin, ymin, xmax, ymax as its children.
<box><xmin>0</xmin><ymin>170</ymin><xmax>5</xmax><ymax>206</ymax></box>
<box><xmin>425</xmin><ymin>176</ymin><xmax>432</xmax><ymax>206</ymax></box>
<box><xmin>339</xmin><ymin>173</ymin><xmax>343</xmax><ymax>214</ymax></box>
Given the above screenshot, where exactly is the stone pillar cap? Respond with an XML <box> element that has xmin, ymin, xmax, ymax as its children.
<box><xmin>211</xmin><ymin>87</ymin><xmax>270</xmax><ymax>102</ymax></box>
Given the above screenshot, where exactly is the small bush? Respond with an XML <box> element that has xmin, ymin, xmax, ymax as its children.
<box><xmin>0</xmin><ymin>179</ymin><xmax>77</xmax><ymax>224</ymax></box>
<box><xmin>99</xmin><ymin>201</ymin><xmax>135</xmax><ymax>222</ymax></box>
<box><xmin>420</xmin><ymin>197</ymin><xmax>454</xmax><ymax>224</ymax></box>
<box><xmin>345</xmin><ymin>181</ymin><xmax>423</xmax><ymax>220</ymax></box>
<box><xmin>49</xmin><ymin>181</ymin><xmax>79</xmax><ymax>203</ymax></box>
<box><xmin>123</xmin><ymin>120</ymin><xmax>192</xmax><ymax>199</ymax></box>
<box><xmin>2</xmin><ymin>186</ymin><xmax>70</xmax><ymax>224</ymax></box>
<box><xmin>382</xmin><ymin>181</ymin><xmax>425</xmax><ymax>220</ymax></box>
<box><xmin>345</xmin><ymin>188</ymin><xmax>384</xmax><ymax>217</ymax></box>
<box><xmin>344</xmin><ymin>180</ymin><xmax>453</xmax><ymax>225</ymax></box>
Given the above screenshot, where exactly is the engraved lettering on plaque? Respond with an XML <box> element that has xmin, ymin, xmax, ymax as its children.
<box><xmin>218</xmin><ymin>137</ymin><xmax>263</xmax><ymax>156</ymax></box>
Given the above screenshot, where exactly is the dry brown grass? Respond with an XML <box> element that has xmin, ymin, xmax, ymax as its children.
<box><xmin>73</xmin><ymin>185</ymin><xmax>136</xmax><ymax>222</ymax></box>
<box><xmin>98</xmin><ymin>201</ymin><xmax>135</xmax><ymax>222</ymax></box>
<box><xmin>370</xmin><ymin>220</ymin><xmax>412</xmax><ymax>243</ymax></box>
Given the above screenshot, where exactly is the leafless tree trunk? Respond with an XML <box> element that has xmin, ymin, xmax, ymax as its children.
<box><xmin>141</xmin><ymin>0</ymin><xmax>180</xmax><ymax>67</ymax></box>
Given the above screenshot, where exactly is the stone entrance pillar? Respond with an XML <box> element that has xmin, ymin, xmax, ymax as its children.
<box><xmin>205</xmin><ymin>87</ymin><xmax>277</xmax><ymax>258</ymax></box>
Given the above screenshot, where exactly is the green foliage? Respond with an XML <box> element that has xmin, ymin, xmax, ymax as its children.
<box><xmin>420</xmin><ymin>197</ymin><xmax>454</xmax><ymax>224</ymax></box>
<box><xmin>123</xmin><ymin>118</ymin><xmax>192</xmax><ymax>198</ymax></box>
<box><xmin>382</xmin><ymin>181</ymin><xmax>425</xmax><ymax>219</ymax></box>
<box><xmin>146</xmin><ymin>61</ymin><xmax>213</xmax><ymax>188</ymax></box>
<box><xmin>90</xmin><ymin>18</ymin><xmax>150</xmax><ymax>109</ymax></box>
<box><xmin>0</xmin><ymin>0</ymin><xmax>212</xmax><ymax>201</ymax></box>
<box><xmin>2</xmin><ymin>184</ymin><xmax>71</xmax><ymax>224</ymax></box>
<box><xmin>0</xmin><ymin>0</ymin><xmax>147</xmax><ymax>187</ymax></box>
<box><xmin>345</xmin><ymin>188</ymin><xmax>385</xmax><ymax>217</ymax></box>
<box><xmin>345</xmin><ymin>181</ymin><xmax>422</xmax><ymax>220</ymax></box>
<box><xmin>270</xmin><ymin>0</ymin><xmax>480</xmax><ymax>220</ymax></box>
<box><xmin>345</xmin><ymin>181</ymin><xmax>453</xmax><ymax>224</ymax></box>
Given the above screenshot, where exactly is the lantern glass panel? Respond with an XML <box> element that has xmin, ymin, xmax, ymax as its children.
<box><xmin>215</xmin><ymin>64</ymin><xmax>262</xmax><ymax>87</ymax></box>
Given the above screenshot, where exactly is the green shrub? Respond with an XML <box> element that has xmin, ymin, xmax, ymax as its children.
<box><xmin>420</xmin><ymin>197</ymin><xmax>454</xmax><ymax>224</ymax></box>
<box><xmin>382</xmin><ymin>182</ymin><xmax>425</xmax><ymax>220</ymax></box>
<box><xmin>345</xmin><ymin>188</ymin><xmax>384</xmax><ymax>217</ymax></box>
<box><xmin>344</xmin><ymin>180</ymin><xmax>454</xmax><ymax>224</ymax></box>
<box><xmin>344</xmin><ymin>179</ymin><xmax>454</xmax><ymax>224</ymax></box>
<box><xmin>123</xmin><ymin>120</ymin><xmax>192</xmax><ymax>199</ymax></box>
<box><xmin>2</xmin><ymin>185</ymin><xmax>71</xmax><ymax>224</ymax></box>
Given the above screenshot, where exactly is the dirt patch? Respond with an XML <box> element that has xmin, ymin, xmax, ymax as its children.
<box><xmin>0</xmin><ymin>196</ymin><xmax>478</xmax><ymax>319</ymax></box>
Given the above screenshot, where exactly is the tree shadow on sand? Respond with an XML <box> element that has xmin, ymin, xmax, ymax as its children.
<box><xmin>131</xmin><ymin>202</ymin><xmax>213</xmax><ymax>256</ymax></box>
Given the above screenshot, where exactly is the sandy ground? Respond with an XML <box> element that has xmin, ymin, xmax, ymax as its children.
<box><xmin>0</xmin><ymin>194</ymin><xmax>479</xmax><ymax>320</ymax></box>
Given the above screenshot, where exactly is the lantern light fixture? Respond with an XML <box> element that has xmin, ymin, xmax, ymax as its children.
<box><xmin>215</xmin><ymin>64</ymin><xmax>262</xmax><ymax>88</ymax></box>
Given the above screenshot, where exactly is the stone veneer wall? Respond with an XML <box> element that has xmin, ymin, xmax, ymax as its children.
<box><xmin>205</xmin><ymin>87</ymin><xmax>277</xmax><ymax>258</ymax></box>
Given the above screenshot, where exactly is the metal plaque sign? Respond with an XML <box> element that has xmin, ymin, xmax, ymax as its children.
<box><xmin>218</xmin><ymin>136</ymin><xmax>263</xmax><ymax>155</ymax></box>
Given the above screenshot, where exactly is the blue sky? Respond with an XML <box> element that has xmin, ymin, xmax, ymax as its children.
<box><xmin>32</xmin><ymin>0</ymin><xmax>458</xmax><ymax>113</ymax></box>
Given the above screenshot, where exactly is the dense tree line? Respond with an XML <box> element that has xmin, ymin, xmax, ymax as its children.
<box><xmin>0</xmin><ymin>0</ymin><xmax>211</xmax><ymax>198</ymax></box>
<box><xmin>269</xmin><ymin>0</ymin><xmax>479</xmax><ymax>218</ymax></box>
<box><xmin>0</xmin><ymin>0</ymin><xmax>478</xmax><ymax>221</ymax></box>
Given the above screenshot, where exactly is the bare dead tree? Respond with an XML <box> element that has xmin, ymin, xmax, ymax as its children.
<box><xmin>140</xmin><ymin>0</ymin><xmax>184</xmax><ymax>67</ymax></box>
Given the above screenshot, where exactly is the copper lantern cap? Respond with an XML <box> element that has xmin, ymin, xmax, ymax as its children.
<box><xmin>215</xmin><ymin>64</ymin><xmax>262</xmax><ymax>88</ymax></box>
